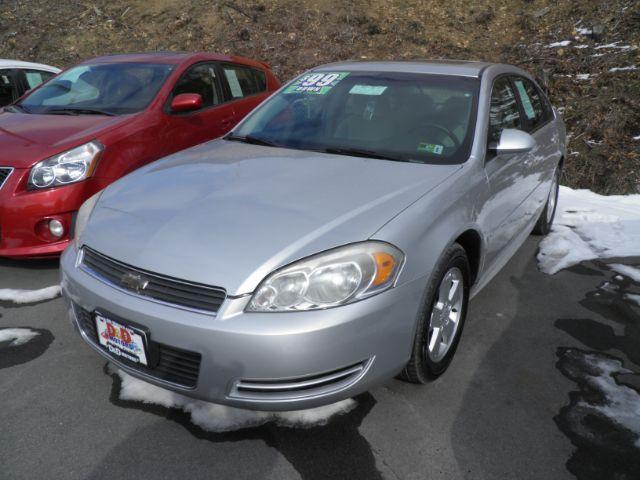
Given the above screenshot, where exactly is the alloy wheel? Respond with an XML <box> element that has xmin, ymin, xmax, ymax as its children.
<box><xmin>427</xmin><ymin>267</ymin><xmax>465</xmax><ymax>363</ymax></box>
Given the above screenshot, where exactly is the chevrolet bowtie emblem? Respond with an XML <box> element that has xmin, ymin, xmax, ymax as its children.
<box><xmin>120</xmin><ymin>272</ymin><xmax>149</xmax><ymax>292</ymax></box>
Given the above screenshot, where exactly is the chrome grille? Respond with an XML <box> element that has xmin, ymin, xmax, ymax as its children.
<box><xmin>81</xmin><ymin>247</ymin><xmax>226</xmax><ymax>313</ymax></box>
<box><xmin>0</xmin><ymin>167</ymin><xmax>13</xmax><ymax>190</ymax></box>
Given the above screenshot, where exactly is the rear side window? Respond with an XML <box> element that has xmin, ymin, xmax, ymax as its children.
<box><xmin>512</xmin><ymin>77</ymin><xmax>548</xmax><ymax>131</ymax></box>
<box><xmin>0</xmin><ymin>69</ymin><xmax>18</xmax><ymax>106</ymax></box>
<box><xmin>222</xmin><ymin>65</ymin><xmax>266</xmax><ymax>99</ymax></box>
<box><xmin>489</xmin><ymin>77</ymin><xmax>521</xmax><ymax>143</ymax></box>
<box><xmin>23</xmin><ymin>69</ymin><xmax>56</xmax><ymax>89</ymax></box>
<box><xmin>172</xmin><ymin>62</ymin><xmax>223</xmax><ymax>109</ymax></box>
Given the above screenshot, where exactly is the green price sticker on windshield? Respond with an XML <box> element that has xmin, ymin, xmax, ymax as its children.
<box><xmin>417</xmin><ymin>143</ymin><xmax>444</xmax><ymax>155</ymax></box>
<box><xmin>284</xmin><ymin>72</ymin><xmax>349</xmax><ymax>95</ymax></box>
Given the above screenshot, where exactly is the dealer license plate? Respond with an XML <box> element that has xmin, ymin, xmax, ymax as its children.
<box><xmin>95</xmin><ymin>314</ymin><xmax>148</xmax><ymax>366</ymax></box>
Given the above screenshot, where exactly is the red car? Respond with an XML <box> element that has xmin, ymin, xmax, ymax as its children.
<box><xmin>0</xmin><ymin>52</ymin><xmax>279</xmax><ymax>258</ymax></box>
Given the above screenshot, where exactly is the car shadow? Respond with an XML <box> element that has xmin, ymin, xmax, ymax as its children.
<box><xmin>89</xmin><ymin>363</ymin><xmax>384</xmax><ymax>480</ymax></box>
<box><xmin>0</xmin><ymin>257</ymin><xmax>59</xmax><ymax>271</ymax></box>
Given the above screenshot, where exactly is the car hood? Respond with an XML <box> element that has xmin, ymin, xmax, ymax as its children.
<box><xmin>84</xmin><ymin>140</ymin><xmax>460</xmax><ymax>295</ymax></box>
<box><xmin>0</xmin><ymin>111</ymin><xmax>130</xmax><ymax>168</ymax></box>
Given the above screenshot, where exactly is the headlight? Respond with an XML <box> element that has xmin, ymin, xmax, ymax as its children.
<box><xmin>247</xmin><ymin>241</ymin><xmax>404</xmax><ymax>312</ymax></box>
<box><xmin>74</xmin><ymin>191</ymin><xmax>102</xmax><ymax>243</ymax></box>
<box><xmin>28</xmin><ymin>141</ymin><xmax>103</xmax><ymax>189</ymax></box>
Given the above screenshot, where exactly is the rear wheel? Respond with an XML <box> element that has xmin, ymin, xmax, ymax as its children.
<box><xmin>400</xmin><ymin>243</ymin><xmax>470</xmax><ymax>383</ymax></box>
<box><xmin>533</xmin><ymin>167</ymin><xmax>560</xmax><ymax>235</ymax></box>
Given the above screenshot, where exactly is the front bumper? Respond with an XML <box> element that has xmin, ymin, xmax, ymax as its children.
<box><xmin>60</xmin><ymin>246</ymin><xmax>426</xmax><ymax>411</ymax></box>
<box><xmin>0</xmin><ymin>168</ymin><xmax>106</xmax><ymax>258</ymax></box>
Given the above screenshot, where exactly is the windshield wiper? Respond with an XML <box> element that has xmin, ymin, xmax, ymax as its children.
<box><xmin>225</xmin><ymin>133</ymin><xmax>281</xmax><ymax>147</ymax></box>
<box><xmin>323</xmin><ymin>147</ymin><xmax>409</xmax><ymax>163</ymax></box>
<box><xmin>45</xmin><ymin>107</ymin><xmax>116</xmax><ymax>116</ymax></box>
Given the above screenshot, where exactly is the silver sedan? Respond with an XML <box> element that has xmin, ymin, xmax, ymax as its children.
<box><xmin>61</xmin><ymin>61</ymin><xmax>566</xmax><ymax>410</ymax></box>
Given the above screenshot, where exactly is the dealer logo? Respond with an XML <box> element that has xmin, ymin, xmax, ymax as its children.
<box><xmin>120</xmin><ymin>272</ymin><xmax>149</xmax><ymax>293</ymax></box>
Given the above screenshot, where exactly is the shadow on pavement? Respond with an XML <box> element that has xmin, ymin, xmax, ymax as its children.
<box><xmin>554</xmin><ymin>261</ymin><xmax>640</xmax><ymax>480</ymax></box>
<box><xmin>0</xmin><ymin>326</ymin><xmax>54</xmax><ymax>369</ymax></box>
<box><xmin>91</xmin><ymin>365</ymin><xmax>383</xmax><ymax>480</ymax></box>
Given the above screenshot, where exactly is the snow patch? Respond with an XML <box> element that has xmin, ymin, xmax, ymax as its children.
<box><xmin>609</xmin><ymin>65</ymin><xmax>637</xmax><ymax>72</ymax></box>
<box><xmin>595</xmin><ymin>42</ymin><xmax>633</xmax><ymax>50</ymax></box>
<box><xmin>537</xmin><ymin>187</ymin><xmax>640</xmax><ymax>274</ymax></box>
<box><xmin>0</xmin><ymin>328</ymin><xmax>40</xmax><ymax>346</ymax></box>
<box><xmin>547</xmin><ymin>40</ymin><xmax>572</xmax><ymax>48</ymax></box>
<box><xmin>610</xmin><ymin>264</ymin><xmax>640</xmax><ymax>283</ymax></box>
<box><xmin>626</xmin><ymin>294</ymin><xmax>640</xmax><ymax>307</ymax></box>
<box><xmin>0</xmin><ymin>285</ymin><xmax>61</xmax><ymax>304</ymax></box>
<box><xmin>111</xmin><ymin>366</ymin><xmax>357</xmax><ymax>432</ymax></box>
<box><xmin>581</xmin><ymin>354</ymin><xmax>640</xmax><ymax>447</ymax></box>
<box><xmin>575</xmin><ymin>73</ymin><xmax>594</xmax><ymax>80</ymax></box>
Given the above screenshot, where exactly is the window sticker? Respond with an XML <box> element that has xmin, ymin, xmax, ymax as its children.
<box><xmin>283</xmin><ymin>72</ymin><xmax>349</xmax><ymax>95</ymax></box>
<box><xmin>514</xmin><ymin>80</ymin><xmax>536</xmax><ymax>120</ymax></box>
<box><xmin>1</xmin><ymin>75</ymin><xmax>10</xmax><ymax>85</ymax></box>
<box><xmin>224</xmin><ymin>68</ymin><xmax>244</xmax><ymax>98</ymax></box>
<box><xmin>349</xmin><ymin>85</ymin><xmax>387</xmax><ymax>95</ymax></box>
<box><xmin>417</xmin><ymin>143</ymin><xmax>444</xmax><ymax>155</ymax></box>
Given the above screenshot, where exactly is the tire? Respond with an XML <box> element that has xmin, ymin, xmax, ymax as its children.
<box><xmin>532</xmin><ymin>166</ymin><xmax>560</xmax><ymax>236</ymax></box>
<box><xmin>400</xmin><ymin>243</ymin><xmax>470</xmax><ymax>384</ymax></box>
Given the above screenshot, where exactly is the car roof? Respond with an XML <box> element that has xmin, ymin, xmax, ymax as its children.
<box><xmin>0</xmin><ymin>59</ymin><xmax>60</xmax><ymax>73</ymax></box>
<box><xmin>81</xmin><ymin>52</ymin><xmax>270</xmax><ymax>70</ymax></box>
<box><xmin>313</xmin><ymin>60</ymin><xmax>497</xmax><ymax>78</ymax></box>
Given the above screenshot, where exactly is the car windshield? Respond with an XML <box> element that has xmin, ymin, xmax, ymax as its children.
<box><xmin>19</xmin><ymin>62</ymin><xmax>174</xmax><ymax>115</ymax></box>
<box><xmin>230</xmin><ymin>70</ymin><xmax>479</xmax><ymax>164</ymax></box>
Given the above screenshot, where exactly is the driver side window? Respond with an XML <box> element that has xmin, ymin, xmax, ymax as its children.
<box><xmin>489</xmin><ymin>78</ymin><xmax>521</xmax><ymax>143</ymax></box>
<box><xmin>172</xmin><ymin>63</ymin><xmax>222</xmax><ymax>110</ymax></box>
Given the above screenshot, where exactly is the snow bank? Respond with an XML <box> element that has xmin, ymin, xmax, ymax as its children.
<box><xmin>111</xmin><ymin>366</ymin><xmax>356</xmax><ymax>432</ymax></box>
<box><xmin>538</xmin><ymin>187</ymin><xmax>640</xmax><ymax>274</ymax></box>
<box><xmin>0</xmin><ymin>328</ymin><xmax>40</xmax><ymax>346</ymax></box>
<box><xmin>0</xmin><ymin>285</ymin><xmax>61</xmax><ymax>304</ymax></box>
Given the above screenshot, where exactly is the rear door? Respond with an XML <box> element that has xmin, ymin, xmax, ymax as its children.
<box><xmin>162</xmin><ymin>61</ymin><xmax>236</xmax><ymax>155</ymax></box>
<box><xmin>219</xmin><ymin>63</ymin><xmax>271</xmax><ymax>124</ymax></box>
<box><xmin>481</xmin><ymin>76</ymin><xmax>538</xmax><ymax>266</ymax></box>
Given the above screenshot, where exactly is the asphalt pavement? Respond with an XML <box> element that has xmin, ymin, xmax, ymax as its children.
<box><xmin>1</xmin><ymin>237</ymin><xmax>638</xmax><ymax>480</ymax></box>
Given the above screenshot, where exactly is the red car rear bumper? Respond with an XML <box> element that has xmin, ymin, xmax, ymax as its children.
<box><xmin>0</xmin><ymin>168</ymin><xmax>106</xmax><ymax>259</ymax></box>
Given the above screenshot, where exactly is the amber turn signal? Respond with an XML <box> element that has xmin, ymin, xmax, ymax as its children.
<box><xmin>372</xmin><ymin>252</ymin><xmax>397</xmax><ymax>286</ymax></box>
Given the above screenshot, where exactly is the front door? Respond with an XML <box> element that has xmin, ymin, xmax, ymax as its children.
<box><xmin>162</xmin><ymin>62</ymin><xmax>236</xmax><ymax>156</ymax></box>
<box><xmin>480</xmin><ymin>76</ymin><xmax>538</xmax><ymax>267</ymax></box>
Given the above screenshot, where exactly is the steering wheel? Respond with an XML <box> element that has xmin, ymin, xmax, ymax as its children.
<box><xmin>408</xmin><ymin>123</ymin><xmax>460</xmax><ymax>150</ymax></box>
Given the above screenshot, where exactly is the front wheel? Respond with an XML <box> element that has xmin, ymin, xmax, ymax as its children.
<box><xmin>532</xmin><ymin>167</ymin><xmax>560</xmax><ymax>235</ymax></box>
<box><xmin>400</xmin><ymin>243</ymin><xmax>470</xmax><ymax>384</ymax></box>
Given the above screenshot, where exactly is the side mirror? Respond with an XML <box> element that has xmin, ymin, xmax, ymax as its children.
<box><xmin>490</xmin><ymin>128</ymin><xmax>536</xmax><ymax>155</ymax></box>
<box><xmin>170</xmin><ymin>93</ymin><xmax>203</xmax><ymax>113</ymax></box>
